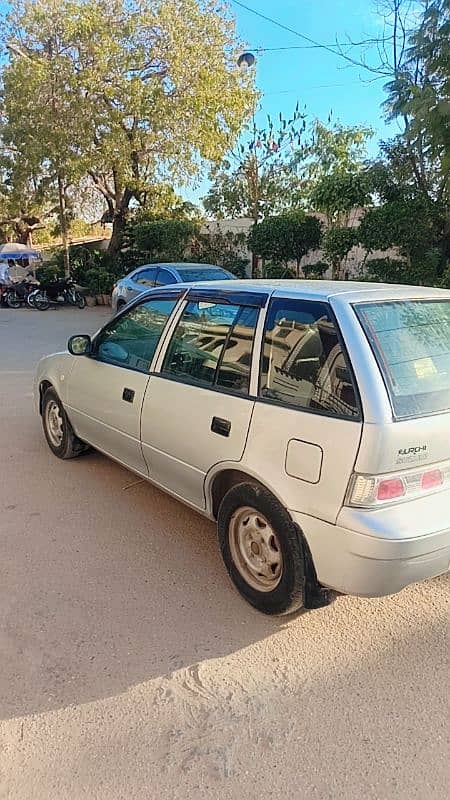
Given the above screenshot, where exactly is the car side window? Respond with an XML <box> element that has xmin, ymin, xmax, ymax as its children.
<box><xmin>260</xmin><ymin>298</ymin><xmax>359</xmax><ymax>418</ymax></box>
<box><xmin>155</xmin><ymin>268</ymin><xmax>176</xmax><ymax>286</ymax></box>
<box><xmin>162</xmin><ymin>301</ymin><xmax>258</xmax><ymax>393</ymax></box>
<box><xmin>94</xmin><ymin>298</ymin><xmax>177</xmax><ymax>373</ymax></box>
<box><xmin>135</xmin><ymin>267</ymin><xmax>157</xmax><ymax>286</ymax></box>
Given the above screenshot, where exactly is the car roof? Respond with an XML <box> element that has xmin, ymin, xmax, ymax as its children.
<box><xmin>172</xmin><ymin>278</ymin><xmax>450</xmax><ymax>303</ymax></box>
<box><xmin>131</xmin><ymin>262</ymin><xmax>224</xmax><ymax>272</ymax></box>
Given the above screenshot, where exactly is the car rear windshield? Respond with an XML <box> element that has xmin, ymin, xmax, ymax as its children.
<box><xmin>355</xmin><ymin>298</ymin><xmax>450</xmax><ymax>419</ymax></box>
<box><xmin>176</xmin><ymin>267</ymin><xmax>234</xmax><ymax>281</ymax></box>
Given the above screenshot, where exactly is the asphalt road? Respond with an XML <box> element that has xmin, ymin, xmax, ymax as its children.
<box><xmin>1</xmin><ymin>306</ymin><xmax>449</xmax><ymax>800</ymax></box>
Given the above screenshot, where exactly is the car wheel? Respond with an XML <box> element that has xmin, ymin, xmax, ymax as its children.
<box><xmin>42</xmin><ymin>388</ymin><xmax>90</xmax><ymax>459</ymax></box>
<box><xmin>217</xmin><ymin>483</ymin><xmax>305</xmax><ymax>616</ymax></box>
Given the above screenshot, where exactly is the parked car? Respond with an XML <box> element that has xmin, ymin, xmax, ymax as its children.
<box><xmin>111</xmin><ymin>262</ymin><xmax>236</xmax><ymax>312</ymax></box>
<box><xmin>35</xmin><ymin>280</ymin><xmax>450</xmax><ymax>615</ymax></box>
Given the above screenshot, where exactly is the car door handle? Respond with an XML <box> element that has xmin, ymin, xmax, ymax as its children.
<box><xmin>211</xmin><ymin>416</ymin><xmax>231</xmax><ymax>437</ymax></box>
<box><xmin>122</xmin><ymin>387</ymin><xmax>135</xmax><ymax>403</ymax></box>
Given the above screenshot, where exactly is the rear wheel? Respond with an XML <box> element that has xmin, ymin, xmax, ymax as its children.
<box><xmin>42</xmin><ymin>388</ymin><xmax>89</xmax><ymax>459</ymax></box>
<box><xmin>217</xmin><ymin>483</ymin><xmax>305</xmax><ymax>616</ymax></box>
<box><xmin>6</xmin><ymin>291</ymin><xmax>21</xmax><ymax>309</ymax></box>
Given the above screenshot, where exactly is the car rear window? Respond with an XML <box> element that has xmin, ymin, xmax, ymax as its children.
<box><xmin>355</xmin><ymin>299</ymin><xmax>450</xmax><ymax>418</ymax></box>
<box><xmin>176</xmin><ymin>268</ymin><xmax>234</xmax><ymax>281</ymax></box>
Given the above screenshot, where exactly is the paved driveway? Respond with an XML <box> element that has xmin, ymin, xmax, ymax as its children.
<box><xmin>0</xmin><ymin>306</ymin><xmax>449</xmax><ymax>799</ymax></box>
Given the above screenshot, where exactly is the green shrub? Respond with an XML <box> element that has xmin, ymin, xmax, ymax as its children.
<box><xmin>262</xmin><ymin>262</ymin><xmax>295</xmax><ymax>279</ymax></box>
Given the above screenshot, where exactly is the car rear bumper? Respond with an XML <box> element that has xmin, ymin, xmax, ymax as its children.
<box><xmin>292</xmin><ymin>502</ymin><xmax>450</xmax><ymax>597</ymax></box>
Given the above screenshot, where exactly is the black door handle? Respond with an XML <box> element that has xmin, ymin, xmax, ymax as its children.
<box><xmin>211</xmin><ymin>416</ymin><xmax>231</xmax><ymax>437</ymax></box>
<box><xmin>122</xmin><ymin>387</ymin><xmax>135</xmax><ymax>403</ymax></box>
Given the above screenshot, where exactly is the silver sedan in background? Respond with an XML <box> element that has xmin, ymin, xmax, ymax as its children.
<box><xmin>111</xmin><ymin>262</ymin><xmax>236</xmax><ymax>311</ymax></box>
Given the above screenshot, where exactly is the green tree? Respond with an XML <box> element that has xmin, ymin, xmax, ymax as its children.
<box><xmin>358</xmin><ymin>196</ymin><xmax>444</xmax><ymax>284</ymax></box>
<box><xmin>293</xmin><ymin>119</ymin><xmax>373</xmax><ymax>201</ymax></box>
<box><xmin>204</xmin><ymin>107</ymin><xmax>306</xmax><ymax>276</ymax></box>
<box><xmin>190</xmin><ymin>227</ymin><xmax>249</xmax><ymax>277</ymax></box>
<box><xmin>2</xmin><ymin>0</ymin><xmax>255</xmax><ymax>262</ymax></box>
<box><xmin>131</xmin><ymin>218</ymin><xmax>199</xmax><ymax>261</ymax></box>
<box><xmin>248</xmin><ymin>211</ymin><xmax>322</xmax><ymax>277</ymax></box>
<box><xmin>322</xmin><ymin>227</ymin><xmax>358</xmax><ymax>280</ymax></box>
<box><xmin>1</xmin><ymin>3</ymin><xmax>95</xmax><ymax>272</ymax></box>
<box><xmin>310</xmin><ymin>171</ymin><xmax>370</xmax><ymax>278</ymax></box>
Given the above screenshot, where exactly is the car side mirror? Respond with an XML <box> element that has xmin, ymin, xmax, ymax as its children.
<box><xmin>68</xmin><ymin>334</ymin><xmax>92</xmax><ymax>356</ymax></box>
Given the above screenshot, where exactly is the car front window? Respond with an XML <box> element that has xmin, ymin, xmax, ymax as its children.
<box><xmin>95</xmin><ymin>298</ymin><xmax>177</xmax><ymax>372</ymax></box>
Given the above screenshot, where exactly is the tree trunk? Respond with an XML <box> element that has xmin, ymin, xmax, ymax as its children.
<box><xmin>332</xmin><ymin>260</ymin><xmax>340</xmax><ymax>280</ymax></box>
<box><xmin>107</xmin><ymin>210</ymin><xmax>127</xmax><ymax>257</ymax></box>
<box><xmin>57</xmin><ymin>174</ymin><xmax>70</xmax><ymax>277</ymax></box>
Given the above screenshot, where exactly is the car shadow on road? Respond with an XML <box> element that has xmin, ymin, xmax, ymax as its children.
<box><xmin>1</xmin><ymin>437</ymin><xmax>302</xmax><ymax>721</ymax></box>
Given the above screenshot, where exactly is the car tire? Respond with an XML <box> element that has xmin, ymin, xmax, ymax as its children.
<box><xmin>42</xmin><ymin>388</ymin><xmax>90</xmax><ymax>459</ymax></box>
<box><xmin>217</xmin><ymin>483</ymin><xmax>305</xmax><ymax>616</ymax></box>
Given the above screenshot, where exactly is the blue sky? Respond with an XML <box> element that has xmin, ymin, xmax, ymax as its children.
<box><xmin>230</xmin><ymin>0</ymin><xmax>399</xmax><ymax>149</ymax></box>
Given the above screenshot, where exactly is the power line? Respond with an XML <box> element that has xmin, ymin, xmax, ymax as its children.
<box><xmin>230</xmin><ymin>0</ymin><xmax>364</xmax><ymax>68</ymax></box>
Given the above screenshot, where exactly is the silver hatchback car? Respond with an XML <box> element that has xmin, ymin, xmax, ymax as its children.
<box><xmin>36</xmin><ymin>280</ymin><xmax>450</xmax><ymax>615</ymax></box>
<box><xmin>111</xmin><ymin>262</ymin><xmax>235</xmax><ymax>312</ymax></box>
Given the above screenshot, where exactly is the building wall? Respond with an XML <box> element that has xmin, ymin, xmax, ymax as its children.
<box><xmin>202</xmin><ymin>213</ymin><xmax>399</xmax><ymax>279</ymax></box>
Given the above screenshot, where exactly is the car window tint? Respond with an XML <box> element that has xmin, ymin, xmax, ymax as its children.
<box><xmin>177</xmin><ymin>268</ymin><xmax>234</xmax><ymax>281</ymax></box>
<box><xmin>95</xmin><ymin>298</ymin><xmax>177</xmax><ymax>373</ymax></box>
<box><xmin>135</xmin><ymin>267</ymin><xmax>157</xmax><ymax>286</ymax></box>
<box><xmin>260</xmin><ymin>298</ymin><xmax>359</xmax><ymax>418</ymax></box>
<box><xmin>162</xmin><ymin>301</ymin><xmax>257</xmax><ymax>392</ymax></box>
<box><xmin>155</xmin><ymin>269</ymin><xmax>176</xmax><ymax>286</ymax></box>
<box><xmin>355</xmin><ymin>299</ymin><xmax>450</xmax><ymax>418</ymax></box>
<box><xmin>216</xmin><ymin>306</ymin><xmax>258</xmax><ymax>393</ymax></box>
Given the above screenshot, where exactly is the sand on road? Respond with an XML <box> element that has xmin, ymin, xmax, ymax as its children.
<box><xmin>0</xmin><ymin>306</ymin><xmax>449</xmax><ymax>799</ymax></box>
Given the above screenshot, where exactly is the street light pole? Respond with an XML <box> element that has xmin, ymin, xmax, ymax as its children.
<box><xmin>238</xmin><ymin>51</ymin><xmax>259</xmax><ymax>278</ymax></box>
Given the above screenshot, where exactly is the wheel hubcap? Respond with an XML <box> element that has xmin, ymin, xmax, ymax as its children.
<box><xmin>229</xmin><ymin>506</ymin><xmax>283</xmax><ymax>592</ymax></box>
<box><xmin>45</xmin><ymin>400</ymin><xmax>64</xmax><ymax>447</ymax></box>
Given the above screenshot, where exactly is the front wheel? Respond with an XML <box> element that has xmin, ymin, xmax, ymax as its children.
<box><xmin>75</xmin><ymin>292</ymin><xmax>86</xmax><ymax>309</ymax></box>
<box><xmin>42</xmin><ymin>388</ymin><xmax>89</xmax><ymax>459</ymax></box>
<box><xmin>217</xmin><ymin>483</ymin><xmax>305</xmax><ymax>616</ymax></box>
<box><xmin>33</xmin><ymin>291</ymin><xmax>50</xmax><ymax>311</ymax></box>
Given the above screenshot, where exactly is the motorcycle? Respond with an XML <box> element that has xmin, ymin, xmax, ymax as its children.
<box><xmin>4</xmin><ymin>275</ymin><xmax>39</xmax><ymax>309</ymax></box>
<box><xmin>29</xmin><ymin>277</ymin><xmax>86</xmax><ymax>311</ymax></box>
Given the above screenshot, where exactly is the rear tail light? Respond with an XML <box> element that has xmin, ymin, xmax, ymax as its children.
<box><xmin>377</xmin><ymin>478</ymin><xmax>405</xmax><ymax>501</ymax></box>
<box><xmin>347</xmin><ymin>462</ymin><xmax>450</xmax><ymax>508</ymax></box>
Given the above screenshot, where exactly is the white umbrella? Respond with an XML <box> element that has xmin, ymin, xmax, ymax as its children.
<box><xmin>0</xmin><ymin>242</ymin><xmax>42</xmax><ymax>261</ymax></box>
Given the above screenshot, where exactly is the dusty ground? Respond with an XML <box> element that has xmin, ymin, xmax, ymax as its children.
<box><xmin>0</xmin><ymin>306</ymin><xmax>449</xmax><ymax>800</ymax></box>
